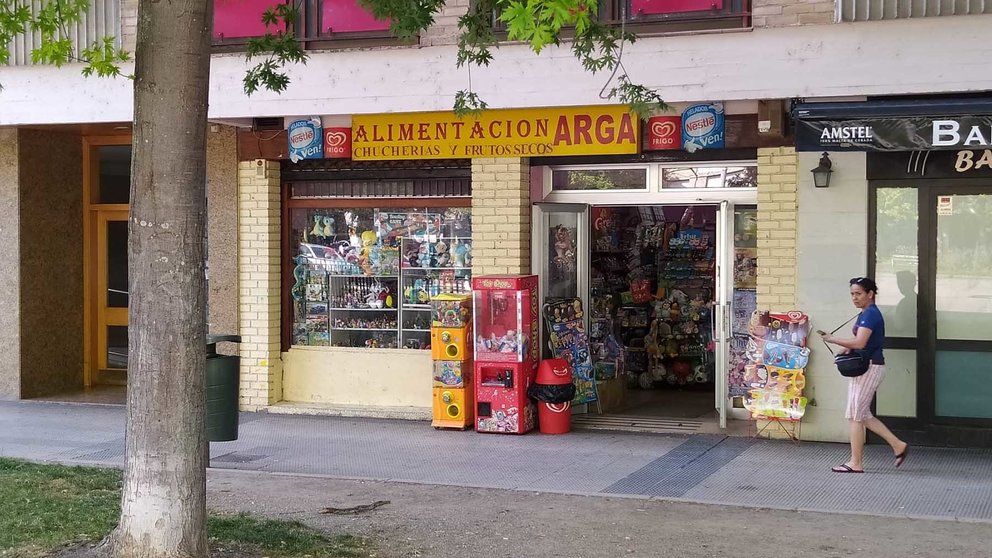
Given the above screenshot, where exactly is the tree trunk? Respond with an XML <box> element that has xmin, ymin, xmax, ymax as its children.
<box><xmin>109</xmin><ymin>0</ymin><xmax>212</xmax><ymax>556</ymax></box>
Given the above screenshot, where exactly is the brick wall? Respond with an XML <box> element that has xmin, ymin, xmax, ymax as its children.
<box><xmin>756</xmin><ymin>147</ymin><xmax>798</xmax><ymax>311</ymax></box>
<box><xmin>120</xmin><ymin>0</ymin><xmax>138</xmax><ymax>55</ymax></box>
<box><xmin>470</xmin><ymin>158</ymin><xmax>531</xmax><ymax>275</ymax></box>
<box><xmin>753</xmin><ymin>0</ymin><xmax>836</xmax><ymax>27</ymax></box>
<box><xmin>237</xmin><ymin>159</ymin><xmax>282</xmax><ymax>409</ymax></box>
<box><xmin>419</xmin><ymin>0</ymin><xmax>470</xmax><ymax>47</ymax></box>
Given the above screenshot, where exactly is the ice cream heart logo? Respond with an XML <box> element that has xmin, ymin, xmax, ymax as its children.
<box><xmin>651</xmin><ymin>120</ymin><xmax>676</xmax><ymax>138</ymax></box>
<box><xmin>787</xmin><ymin>311</ymin><xmax>804</xmax><ymax>321</ymax></box>
<box><xmin>325</xmin><ymin>131</ymin><xmax>347</xmax><ymax>147</ymax></box>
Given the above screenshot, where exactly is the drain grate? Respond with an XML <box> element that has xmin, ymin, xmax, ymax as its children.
<box><xmin>572</xmin><ymin>414</ymin><xmax>703</xmax><ymax>434</ymax></box>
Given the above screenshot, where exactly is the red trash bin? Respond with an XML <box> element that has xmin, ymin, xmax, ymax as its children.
<box><xmin>535</xmin><ymin>359</ymin><xmax>573</xmax><ymax>434</ymax></box>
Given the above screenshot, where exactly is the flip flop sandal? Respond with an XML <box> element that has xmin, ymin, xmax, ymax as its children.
<box><xmin>831</xmin><ymin>464</ymin><xmax>864</xmax><ymax>473</ymax></box>
<box><xmin>895</xmin><ymin>446</ymin><xmax>909</xmax><ymax>468</ymax></box>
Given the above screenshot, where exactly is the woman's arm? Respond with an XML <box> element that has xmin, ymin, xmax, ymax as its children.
<box><xmin>822</xmin><ymin>327</ymin><xmax>872</xmax><ymax>350</ymax></box>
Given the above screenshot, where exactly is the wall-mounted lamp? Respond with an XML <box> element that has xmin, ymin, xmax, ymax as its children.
<box><xmin>811</xmin><ymin>152</ymin><xmax>833</xmax><ymax>188</ymax></box>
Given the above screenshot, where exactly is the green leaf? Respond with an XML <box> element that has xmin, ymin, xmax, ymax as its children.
<box><xmin>454</xmin><ymin>89</ymin><xmax>488</xmax><ymax>117</ymax></box>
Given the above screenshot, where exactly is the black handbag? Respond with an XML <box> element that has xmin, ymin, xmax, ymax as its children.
<box><xmin>833</xmin><ymin>350</ymin><xmax>871</xmax><ymax>377</ymax></box>
<box><xmin>822</xmin><ymin>315</ymin><xmax>872</xmax><ymax>378</ymax></box>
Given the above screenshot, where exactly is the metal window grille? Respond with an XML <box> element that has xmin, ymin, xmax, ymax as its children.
<box><xmin>839</xmin><ymin>0</ymin><xmax>992</xmax><ymax>21</ymax></box>
<box><xmin>5</xmin><ymin>0</ymin><xmax>121</xmax><ymax>66</ymax></box>
<box><xmin>289</xmin><ymin>178</ymin><xmax>472</xmax><ymax>199</ymax></box>
<box><xmin>285</xmin><ymin>158</ymin><xmax>472</xmax><ymax>199</ymax></box>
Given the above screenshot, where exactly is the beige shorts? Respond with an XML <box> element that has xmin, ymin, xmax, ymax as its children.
<box><xmin>846</xmin><ymin>364</ymin><xmax>886</xmax><ymax>421</ymax></box>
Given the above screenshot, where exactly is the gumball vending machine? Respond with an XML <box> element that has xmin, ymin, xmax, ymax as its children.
<box><xmin>472</xmin><ymin>275</ymin><xmax>539</xmax><ymax>434</ymax></box>
<box><xmin>431</xmin><ymin>293</ymin><xmax>473</xmax><ymax>429</ymax></box>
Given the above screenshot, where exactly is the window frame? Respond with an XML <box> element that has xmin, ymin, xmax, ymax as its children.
<box><xmin>493</xmin><ymin>0</ymin><xmax>751</xmax><ymax>37</ymax></box>
<box><xmin>211</xmin><ymin>0</ymin><xmax>407</xmax><ymax>51</ymax></box>
<box><xmin>541</xmin><ymin>161</ymin><xmax>758</xmax><ymax>206</ymax></box>
<box><xmin>601</xmin><ymin>0</ymin><xmax>752</xmax><ymax>33</ymax></box>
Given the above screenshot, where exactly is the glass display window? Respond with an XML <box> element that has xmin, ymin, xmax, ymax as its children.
<box><xmin>662</xmin><ymin>166</ymin><xmax>757</xmax><ymax>189</ymax></box>
<box><xmin>286</xmin><ymin>203</ymin><xmax>471</xmax><ymax>350</ymax></box>
<box><xmin>472</xmin><ymin>276</ymin><xmax>539</xmax><ymax>364</ymax></box>
<box><xmin>551</xmin><ymin>167</ymin><xmax>649</xmax><ymax>191</ymax></box>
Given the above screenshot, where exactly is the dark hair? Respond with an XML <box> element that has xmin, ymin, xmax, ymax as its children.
<box><xmin>850</xmin><ymin>276</ymin><xmax>878</xmax><ymax>294</ymax></box>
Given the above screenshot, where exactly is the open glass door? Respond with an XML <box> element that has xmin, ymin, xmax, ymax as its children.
<box><xmin>713</xmin><ymin>201</ymin><xmax>734</xmax><ymax>428</ymax></box>
<box><xmin>532</xmin><ymin>203</ymin><xmax>589</xmax><ymax>356</ymax></box>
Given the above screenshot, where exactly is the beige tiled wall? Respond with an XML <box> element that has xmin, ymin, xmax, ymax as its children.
<box><xmin>237</xmin><ymin>159</ymin><xmax>282</xmax><ymax>409</ymax></box>
<box><xmin>470</xmin><ymin>157</ymin><xmax>531</xmax><ymax>275</ymax></box>
<box><xmin>756</xmin><ymin>147</ymin><xmax>798</xmax><ymax>311</ymax></box>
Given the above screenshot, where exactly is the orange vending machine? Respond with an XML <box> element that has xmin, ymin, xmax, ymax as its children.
<box><xmin>430</xmin><ymin>293</ymin><xmax>473</xmax><ymax>429</ymax></box>
<box><xmin>471</xmin><ymin>275</ymin><xmax>539</xmax><ymax>434</ymax></box>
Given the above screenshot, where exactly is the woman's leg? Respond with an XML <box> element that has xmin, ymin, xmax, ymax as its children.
<box><xmin>848</xmin><ymin>420</ymin><xmax>866</xmax><ymax>470</ymax></box>
<box><xmin>863</xmin><ymin>417</ymin><xmax>908</xmax><ymax>455</ymax></box>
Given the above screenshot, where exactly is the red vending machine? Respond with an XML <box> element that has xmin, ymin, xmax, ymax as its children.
<box><xmin>471</xmin><ymin>275</ymin><xmax>539</xmax><ymax>434</ymax></box>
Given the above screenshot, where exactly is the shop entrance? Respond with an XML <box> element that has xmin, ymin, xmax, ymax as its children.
<box><xmin>587</xmin><ymin>204</ymin><xmax>721</xmax><ymax>424</ymax></box>
<box><xmin>873</xmin><ymin>181</ymin><xmax>992</xmax><ymax>445</ymax></box>
<box><xmin>535</xmin><ymin>200</ymin><xmax>756</xmax><ymax>432</ymax></box>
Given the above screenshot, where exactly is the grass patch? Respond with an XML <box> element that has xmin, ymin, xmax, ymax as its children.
<box><xmin>0</xmin><ymin>458</ymin><xmax>120</xmax><ymax>556</ymax></box>
<box><xmin>208</xmin><ymin>515</ymin><xmax>367</xmax><ymax>558</ymax></box>
<box><xmin>0</xmin><ymin>458</ymin><xmax>369</xmax><ymax>558</ymax></box>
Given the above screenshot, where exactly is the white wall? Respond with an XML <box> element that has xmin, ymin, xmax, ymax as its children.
<box><xmin>3</xmin><ymin>15</ymin><xmax>992</xmax><ymax>125</ymax></box>
<box><xmin>796</xmin><ymin>151</ymin><xmax>869</xmax><ymax>442</ymax></box>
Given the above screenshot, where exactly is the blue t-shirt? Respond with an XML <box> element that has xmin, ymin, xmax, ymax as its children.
<box><xmin>854</xmin><ymin>304</ymin><xmax>885</xmax><ymax>364</ymax></box>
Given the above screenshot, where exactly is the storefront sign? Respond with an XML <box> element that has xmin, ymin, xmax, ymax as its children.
<box><xmin>796</xmin><ymin>115</ymin><xmax>992</xmax><ymax>152</ymax></box>
<box><xmin>646</xmin><ymin>116</ymin><xmax>681</xmax><ymax>150</ymax></box>
<box><xmin>323</xmin><ymin>127</ymin><xmax>352</xmax><ymax>159</ymax></box>
<box><xmin>680</xmin><ymin>103</ymin><xmax>725</xmax><ymax>152</ymax></box>
<box><xmin>867</xmin><ymin>149</ymin><xmax>992</xmax><ymax>180</ymax></box>
<box><xmin>351</xmin><ymin>106</ymin><xmax>639</xmax><ymax>160</ymax></box>
<box><xmin>288</xmin><ymin>117</ymin><xmax>324</xmax><ymax>162</ymax></box>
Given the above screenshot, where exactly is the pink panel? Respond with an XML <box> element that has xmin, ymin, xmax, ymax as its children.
<box><xmin>213</xmin><ymin>0</ymin><xmax>285</xmax><ymax>39</ymax></box>
<box><xmin>630</xmin><ymin>0</ymin><xmax>723</xmax><ymax>15</ymax></box>
<box><xmin>322</xmin><ymin>0</ymin><xmax>390</xmax><ymax>33</ymax></box>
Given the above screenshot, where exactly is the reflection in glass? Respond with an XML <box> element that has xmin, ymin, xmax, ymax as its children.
<box><xmin>875</xmin><ymin>349</ymin><xmax>917</xmax><ymax>418</ymax></box>
<box><xmin>663</xmin><ymin>166</ymin><xmax>756</xmax><ymax>189</ymax></box>
<box><xmin>107</xmin><ymin>220</ymin><xmax>129</xmax><ymax>308</ymax></box>
<box><xmin>935</xmin><ymin>350</ymin><xmax>992</xmax><ymax>419</ymax></box>
<box><xmin>936</xmin><ymin>194</ymin><xmax>992</xmax><ymax>341</ymax></box>
<box><xmin>98</xmin><ymin>145</ymin><xmax>131</xmax><ymax>204</ymax></box>
<box><xmin>546</xmin><ymin>214</ymin><xmax>578</xmax><ymax>300</ymax></box>
<box><xmin>873</xmin><ymin>188</ymin><xmax>918</xmax><ymax>338</ymax></box>
<box><xmin>107</xmin><ymin>326</ymin><xmax>128</xmax><ymax>369</ymax></box>
<box><xmin>551</xmin><ymin>168</ymin><xmax>647</xmax><ymax>191</ymax></box>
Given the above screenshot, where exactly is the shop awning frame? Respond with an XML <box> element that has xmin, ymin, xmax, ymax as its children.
<box><xmin>793</xmin><ymin>98</ymin><xmax>992</xmax><ymax>121</ymax></box>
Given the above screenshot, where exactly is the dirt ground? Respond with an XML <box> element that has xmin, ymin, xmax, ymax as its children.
<box><xmin>206</xmin><ymin>469</ymin><xmax>992</xmax><ymax>558</ymax></box>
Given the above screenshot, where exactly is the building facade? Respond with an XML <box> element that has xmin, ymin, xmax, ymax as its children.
<box><xmin>2</xmin><ymin>1</ymin><xmax>991</xmax><ymax>446</ymax></box>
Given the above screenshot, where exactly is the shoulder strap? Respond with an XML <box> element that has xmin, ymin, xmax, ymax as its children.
<box><xmin>821</xmin><ymin>314</ymin><xmax>860</xmax><ymax>356</ymax></box>
<box><xmin>829</xmin><ymin>314</ymin><xmax>860</xmax><ymax>335</ymax></box>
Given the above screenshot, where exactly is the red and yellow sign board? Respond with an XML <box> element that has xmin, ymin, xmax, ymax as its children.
<box><xmin>351</xmin><ymin>106</ymin><xmax>639</xmax><ymax>161</ymax></box>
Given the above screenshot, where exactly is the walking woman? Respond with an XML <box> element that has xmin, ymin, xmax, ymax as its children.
<box><xmin>820</xmin><ymin>277</ymin><xmax>909</xmax><ymax>473</ymax></box>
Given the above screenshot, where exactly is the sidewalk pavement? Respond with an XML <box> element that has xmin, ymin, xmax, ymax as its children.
<box><xmin>2</xmin><ymin>400</ymin><xmax>991</xmax><ymax>524</ymax></box>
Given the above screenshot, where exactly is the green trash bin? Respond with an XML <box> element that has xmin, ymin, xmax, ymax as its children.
<box><xmin>206</xmin><ymin>334</ymin><xmax>242</xmax><ymax>442</ymax></box>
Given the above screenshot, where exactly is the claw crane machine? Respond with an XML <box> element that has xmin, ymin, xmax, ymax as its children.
<box><xmin>471</xmin><ymin>275</ymin><xmax>540</xmax><ymax>434</ymax></box>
